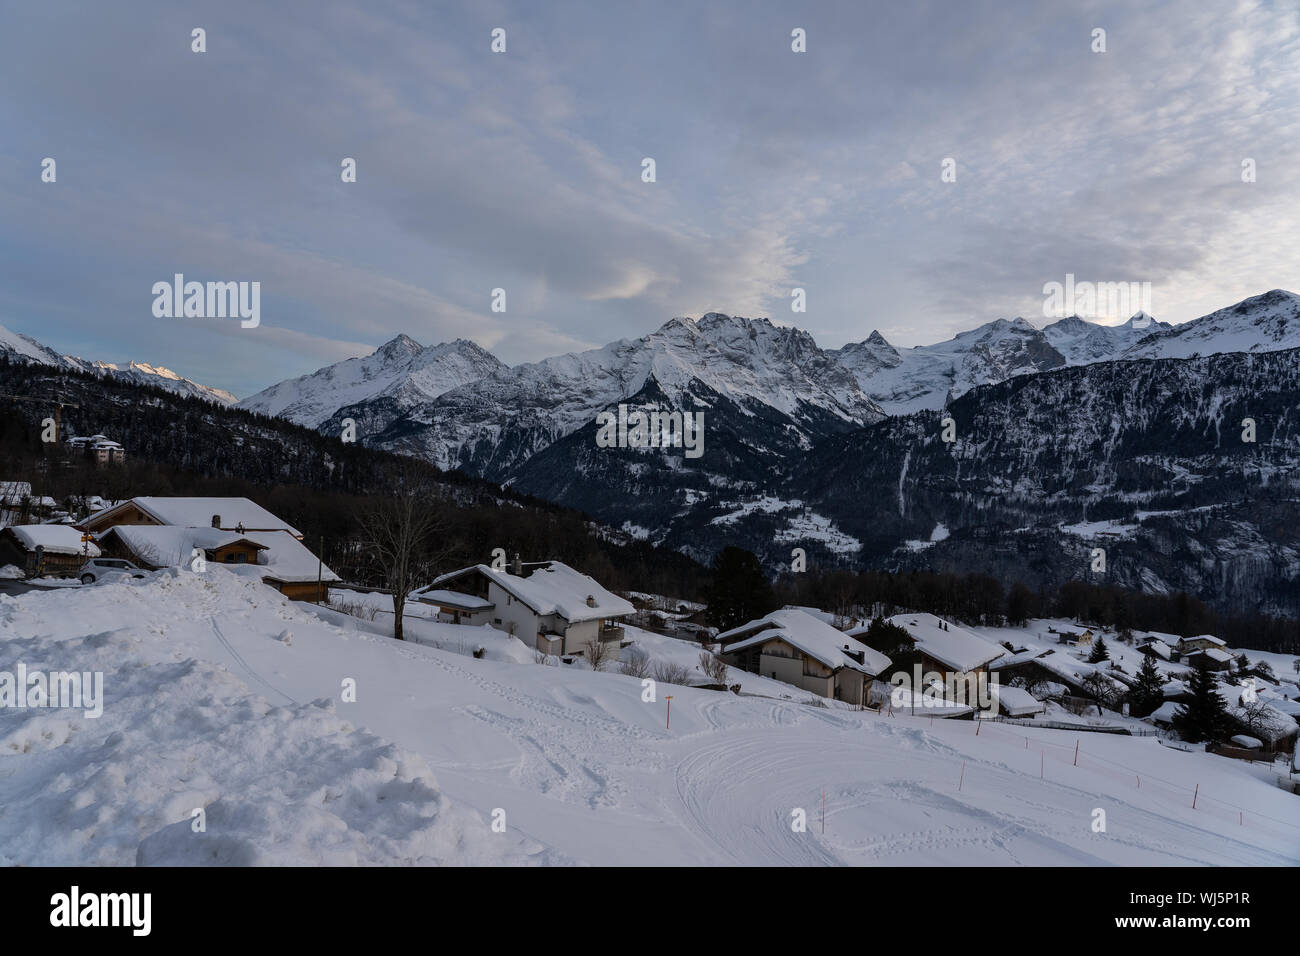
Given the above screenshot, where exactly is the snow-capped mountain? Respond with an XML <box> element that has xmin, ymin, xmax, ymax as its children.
<box><xmin>1118</xmin><ymin>289</ymin><xmax>1300</xmax><ymax>362</ymax></box>
<box><xmin>830</xmin><ymin>317</ymin><xmax>1067</xmax><ymax>414</ymax></box>
<box><xmin>1041</xmin><ymin>312</ymin><xmax>1173</xmax><ymax>364</ymax></box>
<box><xmin>237</xmin><ymin>334</ymin><xmax>506</xmax><ymax>429</ymax></box>
<box><xmin>0</xmin><ymin>321</ymin><xmax>237</xmax><ymax>405</ymax></box>
<box><xmin>356</xmin><ymin>313</ymin><xmax>883</xmax><ymax>477</ymax></box>
<box><xmin>0</xmin><ymin>323</ymin><xmax>66</xmax><ymax>367</ymax></box>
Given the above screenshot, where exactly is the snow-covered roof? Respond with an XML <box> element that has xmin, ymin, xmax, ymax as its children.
<box><xmin>428</xmin><ymin>561</ymin><xmax>632</xmax><ymax>623</ymax></box>
<box><xmin>103</xmin><ymin>525</ymin><xmax>266</xmax><ymax>567</ymax></box>
<box><xmin>410</xmin><ymin>588</ymin><xmax>494</xmax><ymax>610</ymax></box>
<box><xmin>1230</xmin><ymin>735</ymin><xmax>1263</xmax><ymax>749</ymax></box>
<box><xmin>243</xmin><ymin>531</ymin><xmax>340</xmax><ymax>584</ymax></box>
<box><xmin>82</xmin><ymin>497</ymin><xmax>301</xmax><ymax>537</ymax></box>
<box><xmin>1186</xmin><ymin>647</ymin><xmax>1233</xmax><ymax>664</ymax></box>
<box><xmin>781</xmin><ymin>605</ymin><xmax>837</xmax><ymax>625</ymax></box>
<box><xmin>888</xmin><ymin>613</ymin><xmax>1005</xmax><ymax>672</ymax></box>
<box><xmin>1139</xmin><ymin>639</ymin><xmax>1171</xmax><ymax>660</ymax></box>
<box><xmin>1148</xmin><ymin>700</ymin><xmax>1181</xmax><ymax>724</ymax></box>
<box><xmin>990</xmin><ymin>683</ymin><xmax>1046</xmax><ymax>716</ymax></box>
<box><xmin>988</xmin><ymin>647</ymin><xmax>1050</xmax><ymax>670</ymax></box>
<box><xmin>5</xmin><ymin>524</ymin><xmax>100</xmax><ymax>557</ymax></box>
<box><xmin>720</xmin><ymin>608</ymin><xmax>891</xmax><ymax>676</ymax></box>
<box><xmin>1179</xmin><ymin>634</ymin><xmax>1227</xmax><ymax>647</ymax></box>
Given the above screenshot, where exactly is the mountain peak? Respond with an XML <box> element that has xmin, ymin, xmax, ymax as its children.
<box><xmin>375</xmin><ymin>334</ymin><xmax>423</xmax><ymax>360</ymax></box>
<box><xmin>865</xmin><ymin>330</ymin><xmax>891</xmax><ymax>347</ymax></box>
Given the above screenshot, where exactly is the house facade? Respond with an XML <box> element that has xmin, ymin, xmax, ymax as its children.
<box><xmin>720</xmin><ymin>608</ymin><xmax>891</xmax><ymax>705</ymax></box>
<box><xmin>413</xmin><ymin>558</ymin><xmax>633</xmax><ymax>656</ymax></box>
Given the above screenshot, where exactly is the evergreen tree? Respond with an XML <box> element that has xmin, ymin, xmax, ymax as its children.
<box><xmin>704</xmin><ymin>546</ymin><xmax>776</xmax><ymax>631</ymax></box>
<box><xmin>1172</xmin><ymin>657</ymin><xmax>1232</xmax><ymax>743</ymax></box>
<box><xmin>1005</xmin><ymin>581</ymin><xmax>1034</xmax><ymax>627</ymax></box>
<box><xmin>1130</xmin><ymin>653</ymin><xmax>1165</xmax><ymax>718</ymax></box>
<box><xmin>1087</xmin><ymin>636</ymin><xmax>1110</xmax><ymax>663</ymax></box>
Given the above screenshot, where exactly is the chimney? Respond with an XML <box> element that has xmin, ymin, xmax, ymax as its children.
<box><xmin>586</xmin><ymin>595</ymin><xmax>596</xmax><ymax>608</ymax></box>
<box><xmin>511</xmin><ymin>552</ymin><xmax>521</xmax><ymax>575</ymax></box>
<box><xmin>211</xmin><ymin>514</ymin><xmax>221</xmax><ymax>529</ymax></box>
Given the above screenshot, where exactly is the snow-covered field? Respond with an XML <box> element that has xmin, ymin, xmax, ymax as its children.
<box><xmin>2</xmin><ymin>570</ymin><xmax>1297</xmax><ymax>866</ymax></box>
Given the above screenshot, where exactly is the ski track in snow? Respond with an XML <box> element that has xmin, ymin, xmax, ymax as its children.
<box><xmin>2</xmin><ymin>571</ymin><xmax>1298</xmax><ymax>866</ymax></box>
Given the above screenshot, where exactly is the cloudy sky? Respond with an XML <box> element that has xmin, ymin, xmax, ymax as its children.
<box><xmin>2</xmin><ymin>0</ymin><xmax>1297</xmax><ymax>397</ymax></box>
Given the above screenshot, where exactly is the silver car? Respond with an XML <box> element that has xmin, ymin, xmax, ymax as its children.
<box><xmin>77</xmin><ymin>557</ymin><xmax>148</xmax><ymax>585</ymax></box>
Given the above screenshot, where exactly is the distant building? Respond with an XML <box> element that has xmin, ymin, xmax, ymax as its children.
<box><xmin>66</xmin><ymin>434</ymin><xmax>126</xmax><ymax>464</ymax></box>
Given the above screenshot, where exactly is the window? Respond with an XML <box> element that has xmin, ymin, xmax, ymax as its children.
<box><xmin>235</xmin><ymin>553</ymin><xmax>246</xmax><ymax>563</ymax></box>
<box><xmin>224</xmin><ymin>554</ymin><xmax>235</xmax><ymax>563</ymax></box>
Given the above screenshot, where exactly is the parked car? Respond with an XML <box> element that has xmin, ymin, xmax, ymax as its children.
<box><xmin>78</xmin><ymin>557</ymin><xmax>148</xmax><ymax>585</ymax></box>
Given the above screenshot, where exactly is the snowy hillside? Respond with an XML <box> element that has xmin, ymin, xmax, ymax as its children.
<box><xmin>1</xmin><ymin>570</ymin><xmax>1295</xmax><ymax>866</ymax></box>
<box><xmin>236</xmin><ymin>335</ymin><xmax>506</xmax><ymax>429</ymax></box>
<box><xmin>0</xmin><ymin>321</ymin><xmax>236</xmax><ymax>406</ymax></box>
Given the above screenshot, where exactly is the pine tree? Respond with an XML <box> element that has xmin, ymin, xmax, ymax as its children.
<box><xmin>1172</xmin><ymin>657</ymin><xmax>1232</xmax><ymax>743</ymax></box>
<box><xmin>704</xmin><ymin>546</ymin><xmax>776</xmax><ymax>631</ymax></box>
<box><xmin>1130</xmin><ymin>653</ymin><xmax>1165</xmax><ymax>718</ymax></box>
<box><xmin>1087</xmin><ymin>636</ymin><xmax>1110</xmax><ymax>663</ymax></box>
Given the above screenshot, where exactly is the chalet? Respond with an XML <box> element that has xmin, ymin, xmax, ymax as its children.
<box><xmin>1183</xmin><ymin>647</ymin><xmax>1233</xmax><ymax>672</ymax></box>
<box><xmin>989</xmin><ymin>683</ymin><xmax>1046</xmax><ymax>718</ymax></box>
<box><xmin>1138</xmin><ymin>638</ymin><xmax>1172</xmax><ymax>662</ymax></box>
<box><xmin>99</xmin><ymin>525</ymin><xmax>268</xmax><ymax>570</ymax></box>
<box><xmin>1176</xmin><ymin>634</ymin><xmax>1228</xmax><ymax>655</ymax></box>
<box><xmin>414</xmin><ymin>557</ymin><xmax>633</xmax><ymax>656</ymax></box>
<box><xmin>991</xmin><ymin>647</ymin><xmax>1127</xmax><ymax>703</ymax></box>
<box><xmin>79</xmin><ymin>496</ymin><xmax>301</xmax><ymax>539</ymax></box>
<box><xmin>0</xmin><ymin>524</ymin><xmax>99</xmax><ymax>577</ymax></box>
<box><xmin>719</xmin><ymin>608</ymin><xmax>891</xmax><ymax>706</ymax></box>
<box><xmin>867</xmin><ymin>613</ymin><xmax>1004</xmax><ymax>683</ymax></box>
<box><xmin>79</xmin><ymin>497</ymin><xmax>334</xmax><ymax>601</ymax></box>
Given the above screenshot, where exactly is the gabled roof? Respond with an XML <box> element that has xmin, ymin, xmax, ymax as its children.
<box><xmin>888</xmin><ymin>613</ymin><xmax>1005</xmax><ymax>672</ymax></box>
<box><xmin>1178</xmin><ymin>633</ymin><xmax>1227</xmax><ymax>647</ymax></box>
<box><xmin>425</xmin><ymin>561</ymin><xmax>632</xmax><ymax>623</ymax></box>
<box><xmin>990</xmin><ymin>683</ymin><xmax>1046</xmax><ymax>716</ymax></box>
<box><xmin>1139</xmin><ymin>639</ymin><xmax>1172</xmax><ymax>660</ymax></box>
<box><xmin>1185</xmin><ymin>647</ymin><xmax>1233</xmax><ymax>664</ymax></box>
<box><xmin>80</xmin><ymin>497</ymin><xmax>301</xmax><ymax>538</ymax></box>
<box><xmin>720</xmin><ymin>608</ymin><xmax>891</xmax><ymax>676</ymax></box>
<box><xmin>102</xmin><ymin>525</ymin><xmax>267</xmax><ymax>568</ymax></box>
<box><xmin>4</xmin><ymin>524</ymin><xmax>100</xmax><ymax>557</ymax></box>
<box><xmin>243</xmin><ymin>531</ymin><xmax>340</xmax><ymax>584</ymax></box>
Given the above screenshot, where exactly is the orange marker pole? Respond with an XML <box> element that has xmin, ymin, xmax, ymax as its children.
<box><xmin>665</xmin><ymin>695</ymin><xmax>673</xmax><ymax>729</ymax></box>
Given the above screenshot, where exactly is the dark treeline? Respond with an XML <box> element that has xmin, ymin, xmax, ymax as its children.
<box><xmin>0</xmin><ymin>359</ymin><xmax>704</xmax><ymax>599</ymax></box>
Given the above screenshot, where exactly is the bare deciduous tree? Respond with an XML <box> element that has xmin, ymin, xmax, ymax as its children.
<box><xmin>583</xmin><ymin>635</ymin><xmax>614</xmax><ymax>671</ymax></box>
<box><xmin>698</xmin><ymin>649</ymin><xmax>728</xmax><ymax>684</ymax></box>
<box><xmin>356</xmin><ymin>481</ymin><xmax>453</xmax><ymax>641</ymax></box>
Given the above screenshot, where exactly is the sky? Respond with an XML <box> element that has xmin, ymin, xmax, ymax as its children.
<box><xmin>2</xmin><ymin>0</ymin><xmax>1298</xmax><ymax>398</ymax></box>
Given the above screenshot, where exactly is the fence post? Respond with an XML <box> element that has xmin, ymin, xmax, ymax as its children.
<box><xmin>959</xmin><ymin>761</ymin><xmax>965</xmax><ymax>792</ymax></box>
<box><xmin>1192</xmin><ymin>783</ymin><xmax>1199</xmax><ymax>809</ymax></box>
<box><xmin>1074</xmin><ymin>739</ymin><xmax>1079</xmax><ymax>766</ymax></box>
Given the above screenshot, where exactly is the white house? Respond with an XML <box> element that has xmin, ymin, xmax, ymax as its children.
<box><xmin>719</xmin><ymin>608</ymin><xmax>891</xmax><ymax>705</ymax></box>
<box><xmin>412</xmin><ymin>558</ymin><xmax>634</xmax><ymax>656</ymax></box>
<box><xmin>861</xmin><ymin>613</ymin><xmax>1005</xmax><ymax>681</ymax></box>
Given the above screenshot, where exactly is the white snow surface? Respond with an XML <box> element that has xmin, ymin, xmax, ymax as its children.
<box><xmin>1</xmin><ymin>576</ymin><xmax>1296</xmax><ymax>866</ymax></box>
